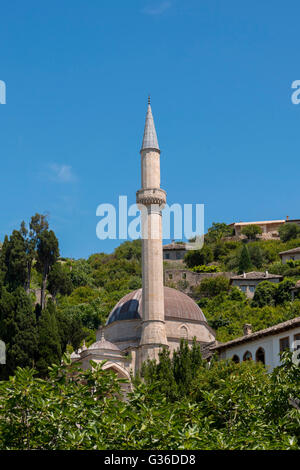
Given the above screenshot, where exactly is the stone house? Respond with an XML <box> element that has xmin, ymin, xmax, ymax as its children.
<box><xmin>163</xmin><ymin>242</ymin><xmax>187</xmax><ymax>261</ymax></box>
<box><xmin>279</xmin><ymin>247</ymin><xmax>300</xmax><ymax>264</ymax></box>
<box><xmin>230</xmin><ymin>271</ymin><xmax>283</xmax><ymax>299</ymax></box>
<box><xmin>229</xmin><ymin>220</ymin><xmax>285</xmax><ymax>239</ymax></box>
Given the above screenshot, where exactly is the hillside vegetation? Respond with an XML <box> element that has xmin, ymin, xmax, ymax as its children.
<box><xmin>1</xmin><ymin>216</ymin><xmax>300</xmax><ymax>376</ymax></box>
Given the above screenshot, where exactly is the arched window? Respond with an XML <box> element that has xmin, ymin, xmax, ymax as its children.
<box><xmin>232</xmin><ymin>354</ymin><xmax>240</xmax><ymax>363</ymax></box>
<box><xmin>243</xmin><ymin>350</ymin><xmax>252</xmax><ymax>361</ymax></box>
<box><xmin>180</xmin><ymin>325</ymin><xmax>188</xmax><ymax>340</ymax></box>
<box><xmin>255</xmin><ymin>347</ymin><xmax>265</xmax><ymax>365</ymax></box>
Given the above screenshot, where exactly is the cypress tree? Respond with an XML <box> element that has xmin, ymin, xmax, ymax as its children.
<box><xmin>3</xmin><ymin>231</ymin><xmax>27</xmax><ymax>290</ymax></box>
<box><xmin>0</xmin><ymin>287</ymin><xmax>38</xmax><ymax>379</ymax></box>
<box><xmin>238</xmin><ymin>244</ymin><xmax>252</xmax><ymax>274</ymax></box>
<box><xmin>36</xmin><ymin>300</ymin><xmax>62</xmax><ymax>376</ymax></box>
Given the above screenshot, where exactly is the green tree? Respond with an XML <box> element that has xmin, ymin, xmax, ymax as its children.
<box><xmin>36</xmin><ymin>300</ymin><xmax>62</xmax><ymax>376</ymax></box>
<box><xmin>207</xmin><ymin>222</ymin><xmax>233</xmax><ymax>243</ymax></box>
<box><xmin>47</xmin><ymin>262</ymin><xmax>73</xmax><ymax>301</ymax></box>
<box><xmin>0</xmin><ymin>287</ymin><xmax>38</xmax><ymax>379</ymax></box>
<box><xmin>251</xmin><ymin>281</ymin><xmax>277</xmax><ymax>307</ymax></box>
<box><xmin>248</xmin><ymin>244</ymin><xmax>264</xmax><ymax>268</ymax></box>
<box><xmin>36</xmin><ymin>230</ymin><xmax>59</xmax><ymax>309</ymax></box>
<box><xmin>20</xmin><ymin>213</ymin><xmax>50</xmax><ymax>292</ymax></box>
<box><xmin>238</xmin><ymin>244</ymin><xmax>252</xmax><ymax>274</ymax></box>
<box><xmin>241</xmin><ymin>224</ymin><xmax>263</xmax><ymax>240</ymax></box>
<box><xmin>3</xmin><ymin>230</ymin><xmax>27</xmax><ymax>290</ymax></box>
<box><xmin>274</xmin><ymin>279</ymin><xmax>294</xmax><ymax>305</ymax></box>
<box><xmin>278</xmin><ymin>223</ymin><xmax>300</xmax><ymax>242</ymax></box>
<box><xmin>193</xmin><ymin>276</ymin><xmax>230</xmax><ymax>299</ymax></box>
<box><xmin>184</xmin><ymin>246</ymin><xmax>213</xmax><ymax>268</ymax></box>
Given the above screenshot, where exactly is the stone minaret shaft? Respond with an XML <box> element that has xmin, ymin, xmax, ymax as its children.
<box><xmin>137</xmin><ymin>98</ymin><xmax>168</xmax><ymax>365</ymax></box>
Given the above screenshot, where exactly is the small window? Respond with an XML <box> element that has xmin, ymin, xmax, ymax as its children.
<box><xmin>182</xmin><ymin>273</ymin><xmax>186</xmax><ymax>280</ymax></box>
<box><xmin>243</xmin><ymin>351</ymin><xmax>252</xmax><ymax>361</ymax></box>
<box><xmin>241</xmin><ymin>286</ymin><xmax>247</xmax><ymax>292</ymax></box>
<box><xmin>249</xmin><ymin>286</ymin><xmax>255</xmax><ymax>293</ymax></box>
<box><xmin>255</xmin><ymin>347</ymin><xmax>265</xmax><ymax>365</ymax></box>
<box><xmin>279</xmin><ymin>337</ymin><xmax>290</xmax><ymax>353</ymax></box>
<box><xmin>232</xmin><ymin>355</ymin><xmax>240</xmax><ymax>363</ymax></box>
<box><xmin>165</xmin><ymin>253</ymin><xmax>170</xmax><ymax>260</ymax></box>
<box><xmin>293</xmin><ymin>334</ymin><xmax>300</xmax><ymax>351</ymax></box>
<box><xmin>169</xmin><ymin>274</ymin><xmax>173</xmax><ymax>280</ymax></box>
<box><xmin>180</xmin><ymin>326</ymin><xmax>188</xmax><ymax>340</ymax></box>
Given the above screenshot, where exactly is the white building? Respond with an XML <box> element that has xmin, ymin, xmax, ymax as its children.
<box><xmin>212</xmin><ymin>319</ymin><xmax>300</xmax><ymax>371</ymax></box>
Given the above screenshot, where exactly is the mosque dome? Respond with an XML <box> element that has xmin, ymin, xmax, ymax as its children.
<box><xmin>106</xmin><ymin>286</ymin><xmax>207</xmax><ymax>325</ymax></box>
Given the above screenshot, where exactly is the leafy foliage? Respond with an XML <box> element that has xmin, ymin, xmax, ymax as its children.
<box><xmin>279</xmin><ymin>223</ymin><xmax>300</xmax><ymax>242</ymax></box>
<box><xmin>241</xmin><ymin>224</ymin><xmax>262</xmax><ymax>240</ymax></box>
<box><xmin>0</xmin><ymin>353</ymin><xmax>299</xmax><ymax>450</ymax></box>
<box><xmin>190</xmin><ymin>265</ymin><xmax>221</xmax><ymax>273</ymax></box>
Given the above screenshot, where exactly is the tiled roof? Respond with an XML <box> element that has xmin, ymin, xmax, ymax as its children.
<box><xmin>231</xmin><ymin>271</ymin><xmax>283</xmax><ymax>280</ymax></box>
<box><xmin>200</xmin><ymin>341</ymin><xmax>217</xmax><ymax>359</ymax></box>
<box><xmin>234</xmin><ymin>220</ymin><xmax>285</xmax><ymax>226</ymax></box>
<box><xmin>106</xmin><ymin>287</ymin><xmax>207</xmax><ymax>325</ymax></box>
<box><xmin>279</xmin><ymin>247</ymin><xmax>300</xmax><ymax>256</ymax></box>
<box><xmin>163</xmin><ymin>243</ymin><xmax>186</xmax><ymax>251</ymax></box>
<box><xmin>211</xmin><ymin>316</ymin><xmax>300</xmax><ymax>351</ymax></box>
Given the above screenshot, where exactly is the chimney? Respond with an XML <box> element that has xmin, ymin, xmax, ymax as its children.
<box><xmin>243</xmin><ymin>272</ymin><xmax>246</xmax><ymax>278</ymax></box>
<box><xmin>243</xmin><ymin>324</ymin><xmax>252</xmax><ymax>336</ymax></box>
<box><xmin>286</xmin><ymin>216</ymin><xmax>289</xmax><ymax>221</ymax></box>
<box><xmin>265</xmin><ymin>270</ymin><xmax>269</xmax><ymax>277</ymax></box>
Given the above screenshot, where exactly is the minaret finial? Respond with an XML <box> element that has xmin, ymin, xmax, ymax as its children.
<box><xmin>148</xmin><ymin>95</ymin><xmax>151</xmax><ymax>105</ymax></box>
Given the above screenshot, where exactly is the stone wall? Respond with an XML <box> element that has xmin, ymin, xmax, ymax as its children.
<box><xmin>164</xmin><ymin>269</ymin><xmax>234</xmax><ymax>294</ymax></box>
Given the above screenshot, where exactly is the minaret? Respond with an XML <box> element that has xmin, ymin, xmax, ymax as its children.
<box><xmin>137</xmin><ymin>97</ymin><xmax>168</xmax><ymax>366</ymax></box>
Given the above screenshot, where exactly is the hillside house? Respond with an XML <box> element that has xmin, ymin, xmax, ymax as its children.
<box><xmin>230</xmin><ymin>271</ymin><xmax>283</xmax><ymax>298</ymax></box>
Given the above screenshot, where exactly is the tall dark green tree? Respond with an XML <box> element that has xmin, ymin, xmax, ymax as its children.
<box><xmin>36</xmin><ymin>230</ymin><xmax>59</xmax><ymax>309</ymax></box>
<box><xmin>4</xmin><ymin>230</ymin><xmax>27</xmax><ymax>290</ymax></box>
<box><xmin>248</xmin><ymin>244</ymin><xmax>264</xmax><ymax>269</ymax></box>
<box><xmin>0</xmin><ymin>286</ymin><xmax>38</xmax><ymax>379</ymax></box>
<box><xmin>47</xmin><ymin>262</ymin><xmax>73</xmax><ymax>301</ymax></box>
<box><xmin>24</xmin><ymin>213</ymin><xmax>50</xmax><ymax>294</ymax></box>
<box><xmin>0</xmin><ymin>235</ymin><xmax>9</xmax><ymax>286</ymax></box>
<box><xmin>238</xmin><ymin>244</ymin><xmax>252</xmax><ymax>274</ymax></box>
<box><xmin>36</xmin><ymin>300</ymin><xmax>62</xmax><ymax>376</ymax></box>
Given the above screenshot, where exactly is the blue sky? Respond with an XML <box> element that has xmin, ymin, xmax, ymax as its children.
<box><xmin>1</xmin><ymin>0</ymin><xmax>300</xmax><ymax>258</ymax></box>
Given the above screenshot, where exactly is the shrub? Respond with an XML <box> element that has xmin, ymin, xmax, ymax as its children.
<box><xmin>241</xmin><ymin>224</ymin><xmax>262</xmax><ymax>240</ymax></box>
<box><xmin>190</xmin><ymin>265</ymin><xmax>221</xmax><ymax>273</ymax></box>
<box><xmin>251</xmin><ymin>281</ymin><xmax>278</xmax><ymax>307</ymax></box>
<box><xmin>278</xmin><ymin>223</ymin><xmax>300</xmax><ymax>242</ymax></box>
<box><xmin>193</xmin><ymin>276</ymin><xmax>230</xmax><ymax>299</ymax></box>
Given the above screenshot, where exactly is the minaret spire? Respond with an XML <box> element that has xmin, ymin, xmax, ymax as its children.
<box><xmin>141</xmin><ymin>97</ymin><xmax>160</xmax><ymax>151</ymax></box>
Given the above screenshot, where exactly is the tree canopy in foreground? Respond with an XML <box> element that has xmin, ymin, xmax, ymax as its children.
<box><xmin>0</xmin><ymin>349</ymin><xmax>299</xmax><ymax>450</ymax></box>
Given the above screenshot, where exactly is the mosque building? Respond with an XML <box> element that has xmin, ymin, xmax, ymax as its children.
<box><xmin>71</xmin><ymin>99</ymin><xmax>216</xmax><ymax>379</ymax></box>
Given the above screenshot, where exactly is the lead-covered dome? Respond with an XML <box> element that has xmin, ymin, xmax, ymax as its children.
<box><xmin>106</xmin><ymin>286</ymin><xmax>207</xmax><ymax>325</ymax></box>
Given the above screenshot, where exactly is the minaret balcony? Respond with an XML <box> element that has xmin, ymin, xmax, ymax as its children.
<box><xmin>136</xmin><ymin>188</ymin><xmax>166</xmax><ymax>207</ymax></box>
